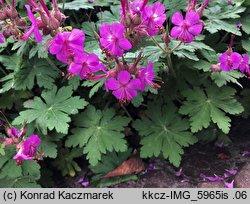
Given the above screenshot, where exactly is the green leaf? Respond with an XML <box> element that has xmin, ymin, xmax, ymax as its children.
<box><xmin>0</xmin><ymin>90</ymin><xmax>32</xmax><ymax>109</ymax></box>
<box><xmin>240</xmin><ymin>89</ymin><xmax>250</xmax><ymax>118</ymax></box>
<box><xmin>96</xmin><ymin>175</ymin><xmax>138</xmax><ymax>188</ymax></box>
<box><xmin>0</xmin><ymin>177</ymin><xmax>41</xmax><ymax>188</ymax></box>
<box><xmin>53</xmin><ymin>148</ymin><xmax>82</xmax><ymax>177</ymax></box>
<box><xmin>22</xmin><ymin>161</ymin><xmax>41</xmax><ymax>180</ymax></box>
<box><xmin>59</xmin><ymin>0</ymin><xmax>119</xmax><ymax>10</ymax></box>
<box><xmin>13</xmin><ymin>86</ymin><xmax>88</xmax><ymax>134</ymax></box>
<box><xmin>0</xmin><ymin>144</ymin><xmax>5</xmax><ymax>156</ymax></box>
<box><xmin>14</xmin><ymin>57</ymin><xmax>59</xmax><ymax>90</ymax></box>
<box><xmin>29</xmin><ymin>36</ymin><xmax>50</xmax><ymax>59</ymax></box>
<box><xmin>0</xmin><ymin>160</ymin><xmax>22</xmax><ymax>179</ymax></box>
<box><xmin>164</xmin><ymin>0</ymin><xmax>187</xmax><ymax>17</ymax></box>
<box><xmin>179</xmin><ymin>85</ymin><xmax>244</xmax><ymax>134</ymax></box>
<box><xmin>172</xmin><ymin>40</ymin><xmax>213</xmax><ymax>61</ymax></box>
<box><xmin>211</xmin><ymin>71</ymin><xmax>243</xmax><ymax>87</ymax></box>
<box><xmin>204</xmin><ymin>0</ymin><xmax>245</xmax><ymax>35</ymax></box>
<box><xmin>39</xmin><ymin>137</ymin><xmax>58</xmax><ymax>159</ymax></box>
<box><xmin>143</xmin><ymin>45</ymin><xmax>164</xmax><ymax>63</ymax></box>
<box><xmin>97</xmin><ymin>5</ymin><xmax>120</xmax><ymax>24</ymax></box>
<box><xmin>82</xmin><ymin>79</ymin><xmax>105</xmax><ymax>98</ymax></box>
<box><xmin>133</xmin><ymin>101</ymin><xmax>197</xmax><ymax>167</ymax></box>
<box><xmin>66</xmin><ymin>105</ymin><xmax>130</xmax><ymax>166</ymax></box>
<box><xmin>82</xmin><ymin>22</ymin><xmax>100</xmax><ymax>53</ymax></box>
<box><xmin>242</xmin><ymin>39</ymin><xmax>250</xmax><ymax>52</ymax></box>
<box><xmin>0</xmin><ymin>54</ymin><xmax>22</xmax><ymax>70</ymax></box>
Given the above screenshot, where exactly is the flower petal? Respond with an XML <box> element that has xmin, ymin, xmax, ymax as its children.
<box><xmin>185</xmin><ymin>11</ymin><xmax>200</xmax><ymax>25</ymax></box>
<box><xmin>118</xmin><ymin>70</ymin><xmax>131</xmax><ymax>85</ymax></box>
<box><xmin>100</xmin><ymin>23</ymin><xmax>111</xmax><ymax>38</ymax></box>
<box><xmin>172</xmin><ymin>12</ymin><xmax>184</xmax><ymax>26</ymax></box>
<box><xmin>118</xmin><ymin>38</ymin><xmax>132</xmax><ymax>51</ymax></box>
<box><xmin>107</xmin><ymin>78</ymin><xmax>120</xmax><ymax>90</ymax></box>
<box><xmin>170</xmin><ymin>26</ymin><xmax>182</xmax><ymax>39</ymax></box>
<box><xmin>113</xmin><ymin>88</ymin><xmax>125</xmax><ymax>100</ymax></box>
<box><xmin>188</xmin><ymin>23</ymin><xmax>203</xmax><ymax>36</ymax></box>
<box><xmin>111</xmin><ymin>23</ymin><xmax>125</xmax><ymax>38</ymax></box>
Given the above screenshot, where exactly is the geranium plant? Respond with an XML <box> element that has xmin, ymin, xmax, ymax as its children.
<box><xmin>0</xmin><ymin>0</ymin><xmax>249</xmax><ymax>187</ymax></box>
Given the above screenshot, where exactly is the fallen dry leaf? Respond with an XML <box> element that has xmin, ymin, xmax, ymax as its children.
<box><xmin>102</xmin><ymin>155</ymin><xmax>145</xmax><ymax>178</ymax></box>
<box><xmin>217</xmin><ymin>153</ymin><xmax>230</xmax><ymax>160</ymax></box>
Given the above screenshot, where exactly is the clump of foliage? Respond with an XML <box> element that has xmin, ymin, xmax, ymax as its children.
<box><xmin>0</xmin><ymin>0</ymin><xmax>249</xmax><ymax>187</ymax></box>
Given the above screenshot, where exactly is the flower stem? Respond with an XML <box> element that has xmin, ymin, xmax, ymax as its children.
<box><xmin>122</xmin><ymin>106</ymin><xmax>134</xmax><ymax>121</ymax></box>
<box><xmin>151</xmin><ymin>36</ymin><xmax>169</xmax><ymax>55</ymax></box>
<box><xmin>166</xmin><ymin>54</ymin><xmax>176</xmax><ymax>78</ymax></box>
<box><xmin>170</xmin><ymin>42</ymin><xmax>182</xmax><ymax>53</ymax></box>
<box><xmin>45</xmin><ymin>58</ymin><xmax>62</xmax><ymax>75</ymax></box>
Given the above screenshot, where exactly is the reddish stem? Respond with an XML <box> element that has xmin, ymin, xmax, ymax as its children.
<box><xmin>193</xmin><ymin>0</ymin><xmax>197</xmax><ymax>7</ymax></box>
<box><xmin>141</xmin><ymin>0</ymin><xmax>148</xmax><ymax>11</ymax></box>
<box><xmin>120</xmin><ymin>0</ymin><xmax>126</xmax><ymax>15</ymax></box>
<box><xmin>229</xmin><ymin>34</ymin><xmax>235</xmax><ymax>48</ymax></box>
<box><xmin>38</xmin><ymin>0</ymin><xmax>51</xmax><ymax>17</ymax></box>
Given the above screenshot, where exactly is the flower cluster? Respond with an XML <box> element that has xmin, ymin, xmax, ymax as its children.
<box><xmin>212</xmin><ymin>35</ymin><xmax>250</xmax><ymax>76</ymax></box>
<box><xmin>13</xmin><ymin>134</ymin><xmax>41</xmax><ymax>165</ymax></box>
<box><xmin>0</xmin><ymin>120</ymin><xmax>42</xmax><ymax>165</ymax></box>
<box><xmin>0</xmin><ymin>0</ymin><xmax>65</xmax><ymax>44</ymax></box>
<box><xmin>170</xmin><ymin>11</ymin><xmax>203</xmax><ymax>44</ymax></box>
<box><xmin>0</xmin><ymin>0</ymin><xmax>26</xmax><ymax>40</ymax></box>
<box><xmin>119</xmin><ymin>0</ymin><xmax>166</xmax><ymax>46</ymax></box>
<box><xmin>0</xmin><ymin>0</ymin><xmax>210</xmax><ymax>103</ymax></box>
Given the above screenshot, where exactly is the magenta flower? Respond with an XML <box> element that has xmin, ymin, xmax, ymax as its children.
<box><xmin>21</xmin><ymin>5</ymin><xmax>42</xmax><ymax>43</ymax></box>
<box><xmin>175</xmin><ymin>168</ymin><xmax>183</xmax><ymax>177</ymax></box>
<box><xmin>170</xmin><ymin>11</ymin><xmax>203</xmax><ymax>43</ymax></box>
<box><xmin>239</xmin><ymin>54</ymin><xmax>249</xmax><ymax>73</ymax></box>
<box><xmin>142</xmin><ymin>2</ymin><xmax>166</xmax><ymax>36</ymax></box>
<box><xmin>49</xmin><ymin>29</ymin><xmax>85</xmax><ymax>63</ymax></box>
<box><xmin>219</xmin><ymin>52</ymin><xmax>242</xmax><ymax>71</ymax></box>
<box><xmin>242</xmin><ymin>150</ymin><xmax>250</xmax><ymax>157</ymax></box>
<box><xmin>147</xmin><ymin>163</ymin><xmax>156</xmax><ymax>171</ymax></box>
<box><xmin>106</xmin><ymin>70</ymin><xmax>141</xmax><ymax>101</ymax></box>
<box><xmin>23</xmin><ymin>134</ymin><xmax>41</xmax><ymax>156</ymax></box>
<box><xmin>6</xmin><ymin>127</ymin><xmax>19</xmax><ymax>138</ymax></box>
<box><xmin>224</xmin><ymin>180</ymin><xmax>234</xmax><ymax>188</ymax></box>
<box><xmin>200</xmin><ymin>173</ymin><xmax>224</xmax><ymax>181</ymax></box>
<box><xmin>13</xmin><ymin>148</ymin><xmax>33</xmax><ymax>165</ymax></box>
<box><xmin>131</xmin><ymin>0</ymin><xmax>148</xmax><ymax>14</ymax></box>
<box><xmin>227</xmin><ymin>169</ymin><xmax>237</xmax><ymax>175</ymax></box>
<box><xmin>100</xmin><ymin>23</ymin><xmax>132</xmax><ymax>56</ymax></box>
<box><xmin>0</xmin><ymin>33</ymin><xmax>4</xmax><ymax>44</ymax></box>
<box><xmin>78</xmin><ymin>178</ymin><xmax>89</xmax><ymax>187</ymax></box>
<box><xmin>139</xmin><ymin>61</ymin><xmax>155</xmax><ymax>90</ymax></box>
<box><xmin>68</xmin><ymin>53</ymin><xmax>103</xmax><ymax>79</ymax></box>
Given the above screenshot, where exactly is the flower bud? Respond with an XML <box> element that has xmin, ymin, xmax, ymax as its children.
<box><xmin>16</xmin><ymin>17</ymin><xmax>26</xmax><ymax>26</ymax></box>
<box><xmin>136</xmin><ymin>25</ymin><xmax>148</xmax><ymax>37</ymax></box>
<box><xmin>3</xmin><ymin>28</ymin><xmax>11</xmax><ymax>38</ymax></box>
<box><xmin>226</xmin><ymin>47</ymin><xmax>233</xmax><ymax>55</ymax></box>
<box><xmin>131</xmin><ymin>14</ymin><xmax>142</xmax><ymax>26</ymax></box>
<box><xmin>9</xmin><ymin>8</ymin><xmax>18</xmax><ymax>19</ymax></box>
<box><xmin>10</xmin><ymin>28</ymin><xmax>18</xmax><ymax>36</ymax></box>
<box><xmin>211</xmin><ymin>64</ymin><xmax>221</xmax><ymax>72</ymax></box>
<box><xmin>162</xmin><ymin>33</ymin><xmax>170</xmax><ymax>44</ymax></box>
<box><xmin>52</xmin><ymin>8</ymin><xmax>66</xmax><ymax>24</ymax></box>
<box><xmin>40</xmin><ymin>11</ymin><xmax>49</xmax><ymax>26</ymax></box>
<box><xmin>0</xmin><ymin>10</ymin><xmax>7</xmax><ymax>20</ymax></box>
<box><xmin>121</xmin><ymin>15</ymin><xmax>132</xmax><ymax>28</ymax></box>
<box><xmin>48</xmin><ymin>16</ymin><xmax>59</xmax><ymax>30</ymax></box>
<box><xmin>42</xmin><ymin>27</ymin><xmax>51</xmax><ymax>35</ymax></box>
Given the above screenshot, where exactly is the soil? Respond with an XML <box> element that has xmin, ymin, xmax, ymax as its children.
<box><xmin>60</xmin><ymin>117</ymin><xmax>250</xmax><ymax>188</ymax></box>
